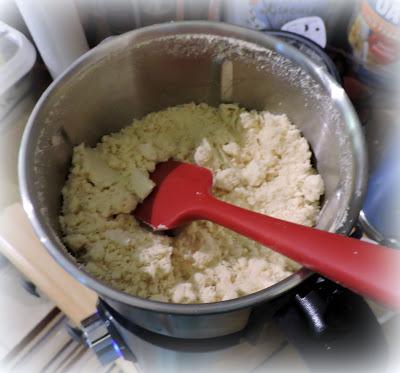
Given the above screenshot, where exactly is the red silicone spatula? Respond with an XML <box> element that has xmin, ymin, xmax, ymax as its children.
<box><xmin>135</xmin><ymin>160</ymin><xmax>400</xmax><ymax>308</ymax></box>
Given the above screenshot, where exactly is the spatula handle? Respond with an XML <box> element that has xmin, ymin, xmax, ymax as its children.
<box><xmin>192</xmin><ymin>195</ymin><xmax>400</xmax><ymax>309</ymax></box>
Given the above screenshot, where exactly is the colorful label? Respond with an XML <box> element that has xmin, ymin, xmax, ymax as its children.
<box><xmin>348</xmin><ymin>0</ymin><xmax>400</xmax><ymax>74</ymax></box>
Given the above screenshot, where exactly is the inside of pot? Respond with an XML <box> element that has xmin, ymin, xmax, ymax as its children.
<box><xmin>24</xmin><ymin>32</ymin><xmax>359</xmax><ymax>294</ymax></box>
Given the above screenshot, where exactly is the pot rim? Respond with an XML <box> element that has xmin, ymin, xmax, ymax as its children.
<box><xmin>19</xmin><ymin>21</ymin><xmax>367</xmax><ymax>315</ymax></box>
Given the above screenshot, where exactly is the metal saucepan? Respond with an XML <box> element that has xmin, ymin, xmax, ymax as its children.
<box><xmin>19</xmin><ymin>21</ymin><xmax>367</xmax><ymax>338</ymax></box>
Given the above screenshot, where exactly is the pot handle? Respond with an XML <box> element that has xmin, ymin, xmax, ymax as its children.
<box><xmin>275</xmin><ymin>276</ymin><xmax>388</xmax><ymax>373</ymax></box>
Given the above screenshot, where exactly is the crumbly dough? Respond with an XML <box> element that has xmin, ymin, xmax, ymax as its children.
<box><xmin>60</xmin><ymin>103</ymin><xmax>324</xmax><ymax>304</ymax></box>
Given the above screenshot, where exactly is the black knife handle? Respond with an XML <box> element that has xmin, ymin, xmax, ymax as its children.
<box><xmin>276</xmin><ymin>276</ymin><xmax>388</xmax><ymax>373</ymax></box>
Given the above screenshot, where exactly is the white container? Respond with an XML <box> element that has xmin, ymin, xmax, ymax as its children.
<box><xmin>0</xmin><ymin>21</ymin><xmax>36</xmax><ymax>211</ymax></box>
<box><xmin>15</xmin><ymin>0</ymin><xmax>89</xmax><ymax>79</ymax></box>
<box><xmin>0</xmin><ymin>21</ymin><xmax>36</xmax><ymax>121</ymax></box>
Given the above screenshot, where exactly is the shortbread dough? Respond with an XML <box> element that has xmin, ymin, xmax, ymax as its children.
<box><xmin>60</xmin><ymin>103</ymin><xmax>324</xmax><ymax>303</ymax></box>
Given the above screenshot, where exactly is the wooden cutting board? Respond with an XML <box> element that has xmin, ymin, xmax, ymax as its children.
<box><xmin>0</xmin><ymin>203</ymin><xmax>98</xmax><ymax>326</ymax></box>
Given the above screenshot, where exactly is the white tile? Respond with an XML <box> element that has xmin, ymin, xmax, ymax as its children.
<box><xmin>0</xmin><ymin>342</ymin><xmax>10</xmax><ymax>360</ymax></box>
<box><xmin>253</xmin><ymin>343</ymin><xmax>307</xmax><ymax>373</ymax></box>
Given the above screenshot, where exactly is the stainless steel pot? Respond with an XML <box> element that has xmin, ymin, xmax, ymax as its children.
<box><xmin>19</xmin><ymin>21</ymin><xmax>367</xmax><ymax>339</ymax></box>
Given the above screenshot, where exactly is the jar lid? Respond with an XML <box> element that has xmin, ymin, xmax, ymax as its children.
<box><xmin>265</xmin><ymin>30</ymin><xmax>341</xmax><ymax>83</ymax></box>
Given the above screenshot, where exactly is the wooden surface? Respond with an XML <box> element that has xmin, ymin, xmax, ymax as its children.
<box><xmin>0</xmin><ymin>203</ymin><xmax>97</xmax><ymax>326</ymax></box>
<box><xmin>0</xmin><ymin>203</ymin><xmax>138</xmax><ymax>372</ymax></box>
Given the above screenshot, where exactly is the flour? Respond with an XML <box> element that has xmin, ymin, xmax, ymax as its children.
<box><xmin>60</xmin><ymin>103</ymin><xmax>324</xmax><ymax>304</ymax></box>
